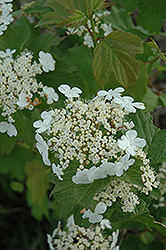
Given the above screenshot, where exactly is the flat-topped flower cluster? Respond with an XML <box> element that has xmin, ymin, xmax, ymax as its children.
<box><xmin>47</xmin><ymin>215</ymin><xmax>119</xmax><ymax>250</ymax></box>
<box><xmin>34</xmin><ymin>84</ymin><xmax>158</xmax><ymax>215</ymax></box>
<box><xmin>0</xmin><ymin>49</ymin><xmax>58</xmax><ymax>136</ymax></box>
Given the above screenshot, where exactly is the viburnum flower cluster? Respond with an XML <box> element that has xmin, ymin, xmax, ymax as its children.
<box><xmin>47</xmin><ymin>215</ymin><xmax>119</xmax><ymax>250</ymax></box>
<box><xmin>33</xmin><ymin>84</ymin><xmax>158</xmax><ymax>215</ymax></box>
<box><xmin>0</xmin><ymin>0</ymin><xmax>13</xmax><ymax>36</ymax></box>
<box><xmin>0</xmin><ymin>49</ymin><xmax>58</xmax><ymax>136</ymax></box>
<box><xmin>66</xmin><ymin>10</ymin><xmax>112</xmax><ymax>48</ymax></box>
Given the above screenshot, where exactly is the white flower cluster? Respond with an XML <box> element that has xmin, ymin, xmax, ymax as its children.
<box><xmin>0</xmin><ymin>0</ymin><xmax>13</xmax><ymax>36</ymax></box>
<box><xmin>66</xmin><ymin>10</ymin><xmax>112</xmax><ymax>48</ymax></box>
<box><xmin>0</xmin><ymin>49</ymin><xmax>58</xmax><ymax>136</ymax></box>
<box><xmin>151</xmin><ymin>162</ymin><xmax>166</xmax><ymax>209</ymax></box>
<box><xmin>47</xmin><ymin>215</ymin><xmax>119</xmax><ymax>250</ymax></box>
<box><xmin>33</xmin><ymin>84</ymin><xmax>158</xmax><ymax>212</ymax></box>
<box><xmin>94</xmin><ymin>179</ymin><xmax>140</xmax><ymax>213</ymax></box>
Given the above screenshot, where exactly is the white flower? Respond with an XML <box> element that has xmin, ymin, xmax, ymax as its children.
<box><xmin>0</xmin><ymin>48</ymin><xmax>16</xmax><ymax>57</ymax></box>
<box><xmin>115</xmin><ymin>154</ymin><xmax>135</xmax><ymax>176</ymax></box>
<box><xmin>117</xmin><ymin>130</ymin><xmax>146</xmax><ymax>156</ymax></box>
<box><xmin>17</xmin><ymin>92</ymin><xmax>32</xmax><ymax>108</ymax></box>
<box><xmin>39</xmin><ymin>51</ymin><xmax>56</xmax><ymax>72</ymax></box>
<box><xmin>88</xmin><ymin>162</ymin><xmax>116</xmax><ymax>181</ymax></box>
<box><xmin>35</xmin><ymin>133</ymin><xmax>51</xmax><ymax>165</ymax></box>
<box><xmin>58</xmin><ymin>84</ymin><xmax>82</xmax><ymax>98</ymax></box>
<box><xmin>101</xmin><ymin>23</ymin><xmax>113</xmax><ymax>36</ymax></box>
<box><xmin>83</xmin><ymin>33</ymin><xmax>94</xmax><ymax>48</ymax></box>
<box><xmin>33</xmin><ymin>111</ymin><xmax>53</xmax><ymax>133</ymax></box>
<box><xmin>113</xmin><ymin>96</ymin><xmax>145</xmax><ymax>113</ymax></box>
<box><xmin>82</xmin><ymin>202</ymin><xmax>107</xmax><ymax>223</ymax></box>
<box><xmin>97</xmin><ymin>87</ymin><xmax>125</xmax><ymax>100</ymax></box>
<box><xmin>66</xmin><ymin>214</ymin><xmax>75</xmax><ymax>227</ymax></box>
<box><xmin>72</xmin><ymin>166</ymin><xmax>96</xmax><ymax>184</ymax></box>
<box><xmin>0</xmin><ymin>121</ymin><xmax>17</xmax><ymax>136</ymax></box>
<box><xmin>52</xmin><ymin>163</ymin><xmax>64</xmax><ymax>180</ymax></box>
<box><xmin>100</xmin><ymin>219</ymin><xmax>112</xmax><ymax>230</ymax></box>
<box><xmin>43</xmin><ymin>86</ymin><xmax>59</xmax><ymax>104</ymax></box>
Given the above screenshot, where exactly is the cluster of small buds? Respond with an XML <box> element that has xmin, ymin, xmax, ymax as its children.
<box><xmin>66</xmin><ymin>10</ymin><xmax>112</xmax><ymax>48</ymax></box>
<box><xmin>140</xmin><ymin>165</ymin><xmax>158</xmax><ymax>191</ymax></box>
<box><xmin>94</xmin><ymin>179</ymin><xmax>140</xmax><ymax>213</ymax></box>
<box><xmin>151</xmin><ymin>162</ymin><xmax>166</xmax><ymax>209</ymax></box>
<box><xmin>47</xmin><ymin>216</ymin><xmax>120</xmax><ymax>250</ymax></box>
<box><xmin>0</xmin><ymin>49</ymin><xmax>58</xmax><ymax>136</ymax></box>
<box><xmin>0</xmin><ymin>0</ymin><xmax>13</xmax><ymax>36</ymax></box>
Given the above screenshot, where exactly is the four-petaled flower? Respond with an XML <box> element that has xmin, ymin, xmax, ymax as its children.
<box><xmin>100</xmin><ymin>219</ymin><xmax>112</xmax><ymax>229</ymax></box>
<box><xmin>33</xmin><ymin>111</ymin><xmax>53</xmax><ymax>133</ymax></box>
<box><xmin>43</xmin><ymin>86</ymin><xmax>59</xmax><ymax>104</ymax></box>
<box><xmin>117</xmin><ymin>130</ymin><xmax>146</xmax><ymax>156</ymax></box>
<box><xmin>58</xmin><ymin>84</ymin><xmax>82</xmax><ymax>98</ymax></box>
<box><xmin>113</xmin><ymin>96</ymin><xmax>145</xmax><ymax>113</ymax></box>
<box><xmin>0</xmin><ymin>121</ymin><xmax>17</xmax><ymax>137</ymax></box>
<box><xmin>82</xmin><ymin>202</ymin><xmax>107</xmax><ymax>223</ymax></box>
<box><xmin>115</xmin><ymin>154</ymin><xmax>135</xmax><ymax>176</ymax></box>
<box><xmin>17</xmin><ymin>92</ymin><xmax>32</xmax><ymax>109</ymax></box>
<box><xmin>39</xmin><ymin>51</ymin><xmax>56</xmax><ymax>72</ymax></box>
<box><xmin>97</xmin><ymin>87</ymin><xmax>125</xmax><ymax>100</ymax></box>
<box><xmin>72</xmin><ymin>166</ymin><xmax>96</xmax><ymax>184</ymax></box>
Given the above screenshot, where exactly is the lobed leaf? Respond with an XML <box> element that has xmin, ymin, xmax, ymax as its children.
<box><xmin>93</xmin><ymin>30</ymin><xmax>143</xmax><ymax>89</ymax></box>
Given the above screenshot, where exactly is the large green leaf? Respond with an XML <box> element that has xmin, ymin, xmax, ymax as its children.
<box><xmin>0</xmin><ymin>133</ymin><xmax>18</xmax><ymax>154</ymax></box>
<box><xmin>124</xmin><ymin>61</ymin><xmax>148</xmax><ymax>101</ymax></box>
<box><xmin>51</xmin><ymin>162</ymin><xmax>112</xmax><ymax>217</ymax></box>
<box><xmin>93</xmin><ymin>30</ymin><xmax>143</xmax><ymax>89</ymax></box>
<box><xmin>123</xmin><ymin>0</ymin><xmax>166</xmax><ymax>34</ymax></box>
<box><xmin>65</xmin><ymin>45</ymin><xmax>97</xmax><ymax>97</ymax></box>
<box><xmin>148</xmin><ymin>130</ymin><xmax>166</xmax><ymax>163</ymax></box>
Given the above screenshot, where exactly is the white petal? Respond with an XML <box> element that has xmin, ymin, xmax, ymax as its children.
<box><xmin>95</xmin><ymin>202</ymin><xmax>107</xmax><ymax>214</ymax></box>
<box><xmin>126</xmin><ymin>130</ymin><xmax>137</xmax><ymax>141</ymax></box>
<box><xmin>89</xmin><ymin>214</ymin><xmax>103</xmax><ymax>223</ymax></box>
<box><xmin>58</xmin><ymin>84</ymin><xmax>70</xmax><ymax>94</ymax></box>
<box><xmin>7</xmin><ymin>124</ymin><xmax>17</xmax><ymax>137</ymax></box>
<box><xmin>97</xmin><ymin>90</ymin><xmax>108</xmax><ymax>97</ymax></box>
<box><xmin>133</xmin><ymin>102</ymin><xmax>145</xmax><ymax>110</ymax></box>
<box><xmin>134</xmin><ymin>138</ymin><xmax>146</xmax><ymax>148</ymax></box>
<box><xmin>67</xmin><ymin>215</ymin><xmax>75</xmax><ymax>227</ymax></box>
<box><xmin>0</xmin><ymin>121</ymin><xmax>8</xmax><ymax>133</ymax></box>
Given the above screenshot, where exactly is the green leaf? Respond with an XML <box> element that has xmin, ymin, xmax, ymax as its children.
<box><xmin>159</xmin><ymin>93</ymin><xmax>166</xmax><ymax>107</ymax></box>
<box><xmin>142</xmin><ymin>88</ymin><xmax>162</xmax><ymax>113</ymax></box>
<box><xmin>38</xmin><ymin>0</ymin><xmax>108</xmax><ymax>27</ymax></box>
<box><xmin>0</xmin><ymin>145</ymin><xmax>33</xmax><ymax>181</ymax></box>
<box><xmin>148</xmin><ymin>130</ymin><xmax>166</xmax><ymax>163</ymax></box>
<box><xmin>0</xmin><ymin>132</ymin><xmax>18</xmax><ymax>154</ymax></box>
<box><xmin>123</xmin><ymin>0</ymin><xmax>166</xmax><ymax>34</ymax></box>
<box><xmin>121</xmin><ymin>160</ymin><xmax>144</xmax><ymax>187</ymax></box>
<box><xmin>124</xmin><ymin>61</ymin><xmax>148</xmax><ymax>101</ymax></box>
<box><xmin>13</xmin><ymin>111</ymin><xmax>35</xmax><ymax>148</ymax></box>
<box><xmin>25</xmin><ymin>160</ymin><xmax>50</xmax><ymax>206</ymax></box>
<box><xmin>51</xmin><ymin>161</ymin><xmax>112</xmax><ymax>216</ymax></box>
<box><xmin>93</xmin><ymin>30</ymin><xmax>143</xmax><ymax>89</ymax></box>
<box><xmin>24</xmin><ymin>0</ymin><xmax>52</xmax><ymax>14</ymax></box>
<box><xmin>131</xmin><ymin>213</ymin><xmax>166</xmax><ymax>237</ymax></box>
<box><xmin>28</xmin><ymin>33</ymin><xmax>61</xmax><ymax>60</ymax></box>
<box><xmin>65</xmin><ymin>45</ymin><xmax>97</xmax><ymax>97</ymax></box>
<box><xmin>127</xmin><ymin>110</ymin><xmax>158</xmax><ymax>150</ymax></box>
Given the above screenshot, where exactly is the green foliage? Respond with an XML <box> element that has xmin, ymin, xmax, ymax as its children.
<box><xmin>93</xmin><ymin>30</ymin><xmax>143</xmax><ymax>89</ymax></box>
<box><xmin>148</xmin><ymin>130</ymin><xmax>166</xmax><ymax>163</ymax></box>
<box><xmin>123</xmin><ymin>0</ymin><xmax>166</xmax><ymax>34</ymax></box>
<box><xmin>38</xmin><ymin>0</ymin><xmax>108</xmax><ymax>27</ymax></box>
